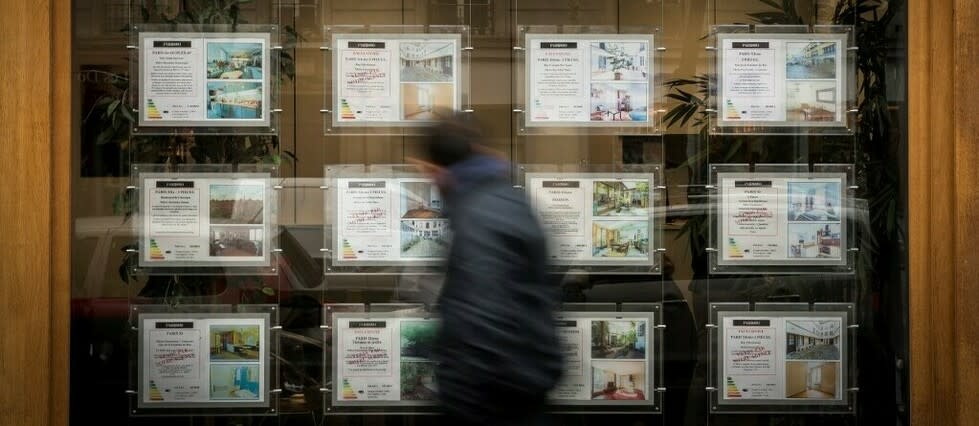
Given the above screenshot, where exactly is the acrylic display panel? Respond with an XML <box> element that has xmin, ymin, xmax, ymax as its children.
<box><xmin>324</xmin><ymin>25</ymin><xmax>470</xmax><ymax>136</ymax></box>
<box><xmin>709</xmin><ymin>303</ymin><xmax>856</xmax><ymax>414</ymax></box>
<box><xmin>709</xmin><ymin>25</ymin><xmax>856</xmax><ymax>135</ymax></box>
<box><xmin>133</xmin><ymin>163</ymin><xmax>280</xmax><ymax>275</ymax></box>
<box><xmin>521</xmin><ymin>164</ymin><xmax>664</xmax><ymax>274</ymax></box>
<box><xmin>128</xmin><ymin>304</ymin><xmax>279</xmax><ymax>416</ymax></box>
<box><xmin>131</xmin><ymin>24</ymin><xmax>281</xmax><ymax>135</ymax></box>
<box><xmin>323</xmin><ymin>304</ymin><xmax>441</xmax><ymax>415</ymax></box>
<box><xmin>709</xmin><ymin>164</ymin><xmax>856</xmax><ymax>275</ymax></box>
<box><xmin>324</xmin><ymin>164</ymin><xmax>448</xmax><ymax>274</ymax></box>
<box><xmin>515</xmin><ymin>26</ymin><xmax>663</xmax><ymax>135</ymax></box>
<box><xmin>549</xmin><ymin>308</ymin><xmax>663</xmax><ymax>414</ymax></box>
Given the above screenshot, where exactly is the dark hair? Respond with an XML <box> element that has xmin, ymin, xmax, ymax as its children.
<box><xmin>424</xmin><ymin>114</ymin><xmax>481</xmax><ymax>167</ymax></box>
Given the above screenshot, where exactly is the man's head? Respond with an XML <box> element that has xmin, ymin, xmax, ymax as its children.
<box><xmin>423</xmin><ymin>113</ymin><xmax>482</xmax><ymax>168</ymax></box>
<box><xmin>411</xmin><ymin>114</ymin><xmax>485</xmax><ymax>192</ymax></box>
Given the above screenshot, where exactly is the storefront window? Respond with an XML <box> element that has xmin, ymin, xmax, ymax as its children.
<box><xmin>70</xmin><ymin>0</ymin><xmax>908</xmax><ymax>424</ymax></box>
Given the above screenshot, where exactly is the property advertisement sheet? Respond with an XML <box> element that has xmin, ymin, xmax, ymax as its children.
<box><xmin>718</xmin><ymin>34</ymin><xmax>846</xmax><ymax>127</ymax></box>
<box><xmin>333</xmin><ymin>34</ymin><xmax>461</xmax><ymax>125</ymax></box>
<box><xmin>140</xmin><ymin>173</ymin><xmax>271</xmax><ymax>267</ymax></box>
<box><xmin>720</xmin><ymin>314</ymin><xmax>844</xmax><ymax>403</ymax></box>
<box><xmin>333</xmin><ymin>317</ymin><xmax>439</xmax><ymax>404</ymax></box>
<box><xmin>139</xmin><ymin>314</ymin><xmax>268</xmax><ymax>406</ymax></box>
<box><xmin>139</xmin><ymin>32</ymin><xmax>271</xmax><ymax>127</ymax></box>
<box><xmin>526</xmin><ymin>34</ymin><xmax>653</xmax><ymax>126</ymax></box>
<box><xmin>550</xmin><ymin>315</ymin><xmax>654</xmax><ymax>404</ymax></box>
<box><xmin>527</xmin><ymin>174</ymin><xmax>655</xmax><ymax>265</ymax></box>
<box><xmin>718</xmin><ymin>173</ymin><xmax>844</xmax><ymax>265</ymax></box>
<box><xmin>334</xmin><ymin>178</ymin><xmax>448</xmax><ymax>264</ymax></box>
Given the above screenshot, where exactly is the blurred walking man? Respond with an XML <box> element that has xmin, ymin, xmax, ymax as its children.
<box><xmin>418</xmin><ymin>115</ymin><xmax>563</xmax><ymax>426</ymax></box>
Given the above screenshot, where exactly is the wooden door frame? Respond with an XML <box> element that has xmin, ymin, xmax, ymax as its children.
<box><xmin>909</xmin><ymin>0</ymin><xmax>979</xmax><ymax>425</ymax></box>
<box><xmin>0</xmin><ymin>0</ymin><xmax>71</xmax><ymax>425</ymax></box>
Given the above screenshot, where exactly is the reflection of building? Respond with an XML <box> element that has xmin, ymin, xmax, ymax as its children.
<box><xmin>786</xmin><ymin>320</ymin><xmax>840</xmax><ymax>354</ymax></box>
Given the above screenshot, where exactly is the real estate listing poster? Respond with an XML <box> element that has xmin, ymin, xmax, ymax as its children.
<box><xmin>549</xmin><ymin>313</ymin><xmax>654</xmax><ymax>405</ymax></box>
<box><xmin>138</xmin><ymin>313</ymin><xmax>269</xmax><ymax>407</ymax></box>
<box><xmin>719</xmin><ymin>312</ymin><xmax>846</xmax><ymax>405</ymax></box>
<box><xmin>332</xmin><ymin>34</ymin><xmax>461</xmax><ymax>125</ymax></box>
<box><xmin>525</xmin><ymin>34</ymin><xmax>653</xmax><ymax>127</ymax></box>
<box><xmin>138</xmin><ymin>32</ymin><xmax>271</xmax><ymax>127</ymax></box>
<box><xmin>718</xmin><ymin>173</ymin><xmax>845</xmax><ymax>266</ymax></box>
<box><xmin>526</xmin><ymin>173</ymin><xmax>655</xmax><ymax>266</ymax></box>
<box><xmin>139</xmin><ymin>173</ymin><xmax>272</xmax><ymax>268</ymax></box>
<box><xmin>333</xmin><ymin>316</ymin><xmax>439</xmax><ymax>405</ymax></box>
<box><xmin>334</xmin><ymin>178</ymin><xmax>449</xmax><ymax>265</ymax></box>
<box><xmin>717</xmin><ymin>33</ymin><xmax>847</xmax><ymax>127</ymax></box>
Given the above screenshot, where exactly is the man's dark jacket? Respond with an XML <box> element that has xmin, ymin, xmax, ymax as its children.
<box><xmin>433</xmin><ymin>156</ymin><xmax>563</xmax><ymax>424</ymax></box>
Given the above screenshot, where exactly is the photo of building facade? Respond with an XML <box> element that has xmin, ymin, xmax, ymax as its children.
<box><xmin>785</xmin><ymin>319</ymin><xmax>842</xmax><ymax>360</ymax></box>
<box><xmin>399</xmin><ymin>182</ymin><xmax>449</xmax><ymax>258</ymax></box>
<box><xmin>786</xmin><ymin>41</ymin><xmax>837</xmax><ymax>79</ymax></box>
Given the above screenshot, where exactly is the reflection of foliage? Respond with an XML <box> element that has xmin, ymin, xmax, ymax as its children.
<box><xmin>400</xmin><ymin>322</ymin><xmax>438</xmax><ymax>358</ymax></box>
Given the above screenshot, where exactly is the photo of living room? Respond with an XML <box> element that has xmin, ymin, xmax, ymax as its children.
<box><xmin>785</xmin><ymin>361</ymin><xmax>839</xmax><ymax>399</ymax></box>
<box><xmin>788</xmin><ymin>223</ymin><xmax>842</xmax><ymax>258</ymax></box>
<box><xmin>591</xmin><ymin>220</ymin><xmax>649</xmax><ymax>257</ymax></box>
<box><xmin>593</xmin><ymin>180</ymin><xmax>650</xmax><ymax>217</ymax></box>
<box><xmin>591</xmin><ymin>360</ymin><xmax>646</xmax><ymax>400</ymax></box>
<box><xmin>786</xmin><ymin>81</ymin><xmax>837</xmax><ymax>122</ymax></box>
<box><xmin>400</xmin><ymin>182</ymin><xmax>449</xmax><ymax>258</ymax></box>
<box><xmin>207</xmin><ymin>41</ymin><xmax>263</xmax><ymax>80</ymax></box>
<box><xmin>591</xmin><ymin>320</ymin><xmax>646</xmax><ymax>359</ymax></box>
<box><xmin>785</xmin><ymin>319</ymin><xmax>842</xmax><ymax>361</ymax></box>
<box><xmin>589</xmin><ymin>83</ymin><xmax>648</xmax><ymax>122</ymax></box>
<box><xmin>209</xmin><ymin>226</ymin><xmax>263</xmax><ymax>257</ymax></box>
<box><xmin>400</xmin><ymin>41</ymin><xmax>454</xmax><ymax>82</ymax></box>
<box><xmin>209</xmin><ymin>324</ymin><xmax>261</xmax><ymax>361</ymax></box>
<box><xmin>787</xmin><ymin>181</ymin><xmax>841</xmax><ymax>222</ymax></box>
